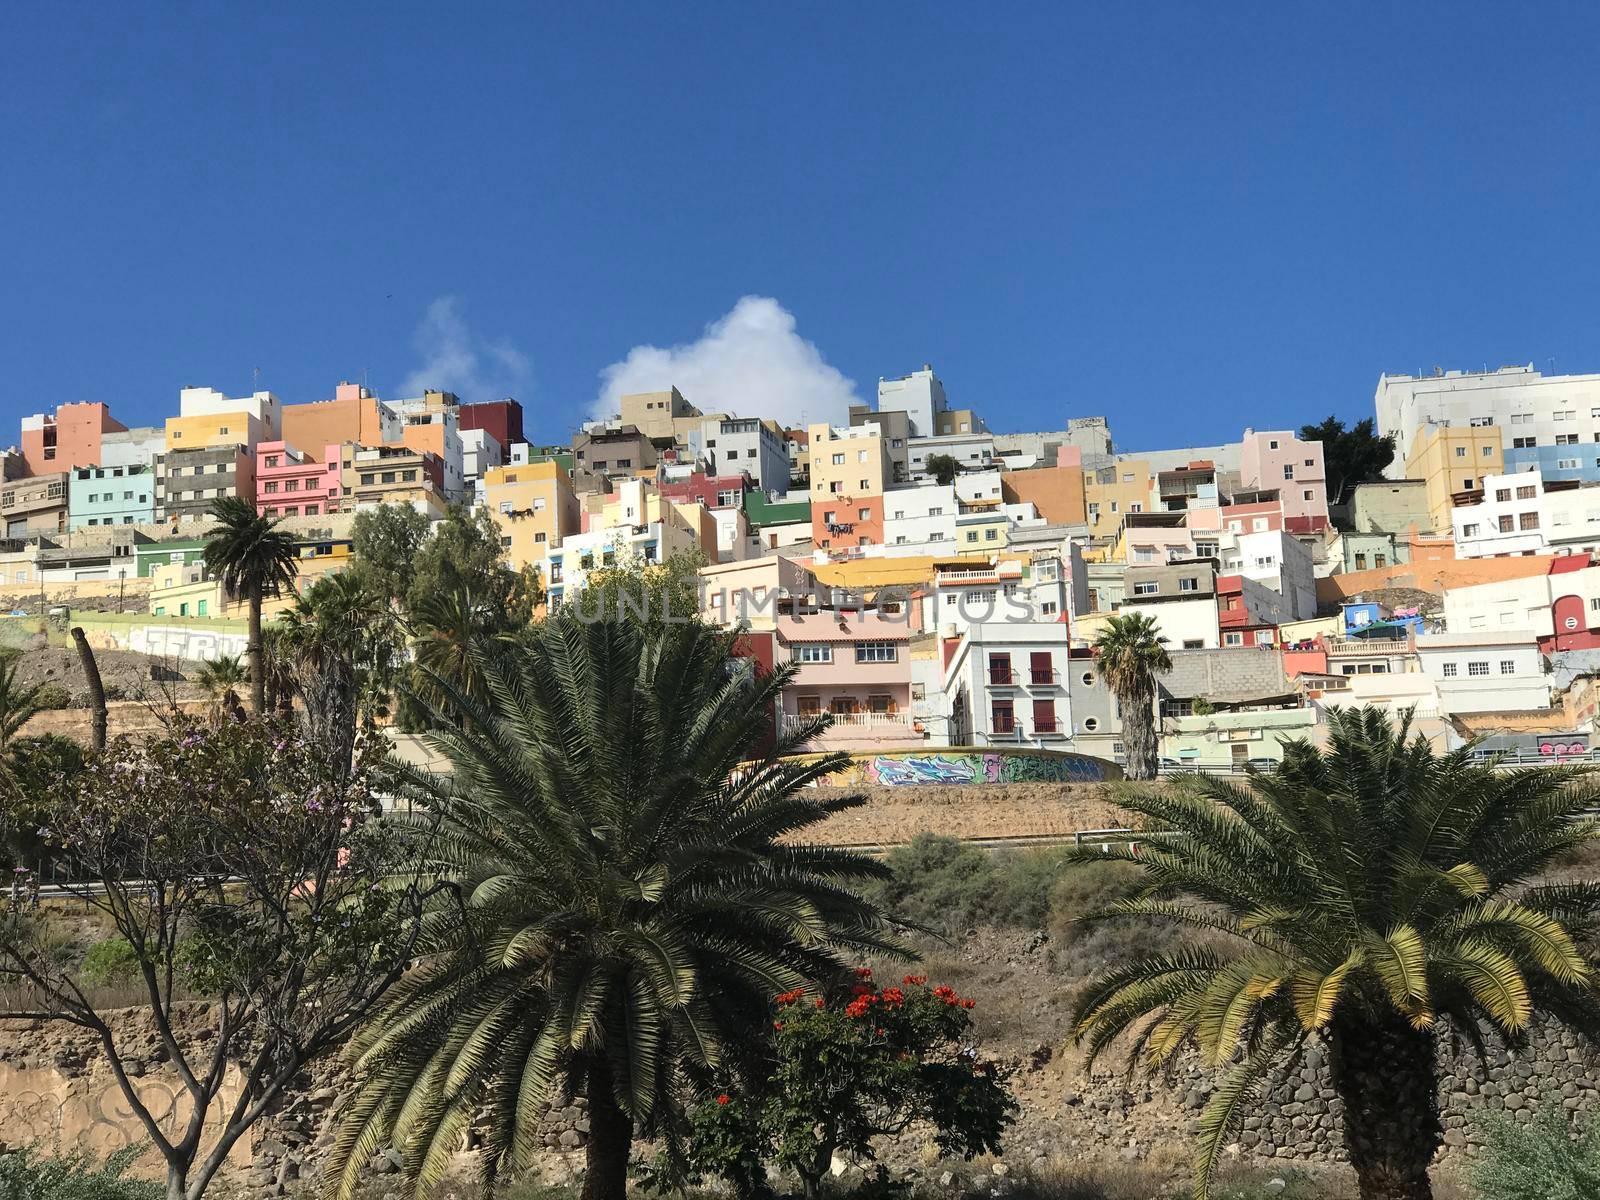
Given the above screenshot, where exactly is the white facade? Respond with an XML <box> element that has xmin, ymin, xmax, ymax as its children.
<box><xmin>876</xmin><ymin>366</ymin><xmax>948</xmax><ymax>438</ymax></box>
<box><xmin>941</xmin><ymin>620</ymin><xmax>1075</xmax><ymax>746</ymax></box>
<box><xmin>177</xmin><ymin>386</ymin><xmax>282</xmax><ymax>439</ymax></box>
<box><xmin>710</xmin><ymin>506</ymin><xmax>754</xmax><ymax>562</ymax></box>
<box><xmin>1219</xmin><ymin>528</ymin><xmax>1317</xmax><ymax>620</ymax></box>
<box><xmin>1415</xmin><ymin>631</ymin><xmax>1551</xmax><ymax>714</ymax></box>
<box><xmin>460</xmin><ymin>428</ymin><xmax>504</xmax><ymax>486</ymax></box>
<box><xmin>1441</xmin><ymin>567</ymin><xmax>1600</xmax><ymax>641</ymax></box>
<box><xmin>955</xmin><ymin>469</ymin><xmax>1005</xmax><ymax>504</ymax></box>
<box><xmin>1452</xmin><ymin>470</ymin><xmax>1600</xmax><ymax>558</ymax></box>
<box><xmin>99</xmin><ymin>427</ymin><xmax>165</xmax><ymax>470</ymax></box>
<box><xmin>908</xmin><ymin>433</ymin><xmax>995</xmax><ymax>480</ymax></box>
<box><xmin>1118</xmin><ymin>595</ymin><xmax>1221</xmax><ymax>650</ymax></box>
<box><xmin>698</xmin><ymin>417</ymin><xmax>789</xmax><ymax>491</ymax></box>
<box><xmin>1376</xmin><ymin>365</ymin><xmax>1600</xmax><ymax>477</ymax></box>
<box><xmin>882</xmin><ymin>483</ymin><xmax>958</xmax><ymax>550</ymax></box>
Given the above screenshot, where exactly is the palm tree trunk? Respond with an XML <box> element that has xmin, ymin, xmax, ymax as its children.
<box><xmin>580</xmin><ymin>1059</ymin><xmax>633</xmax><ymax>1200</ymax></box>
<box><xmin>1120</xmin><ymin>681</ymin><xmax>1159</xmax><ymax>780</ymax></box>
<box><xmin>69</xmin><ymin>627</ymin><xmax>108</xmax><ymax>752</ymax></box>
<box><xmin>1328</xmin><ymin>1009</ymin><xmax>1441</xmax><ymax>1200</ymax></box>
<box><xmin>248</xmin><ymin>590</ymin><xmax>265</xmax><ymax>716</ymax></box>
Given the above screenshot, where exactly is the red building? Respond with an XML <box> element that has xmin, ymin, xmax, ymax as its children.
<box><xmin>659</xmin><ymin>472</ymin><xmax>749</xmax><ymax>509</ymax></box>
<box><xmin>20</xmin><ymin>402</ymin><xmax>126</xmax><ymax>475</ymax></box>
<box><xmin>459</xmin><ymin>399</ymin><xmax>525</xmax><ymax>450</ymax></box>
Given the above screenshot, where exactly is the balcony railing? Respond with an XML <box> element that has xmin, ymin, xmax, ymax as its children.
<box><xmin>781</xmin><ymin>711</ymin><xmax>914</xmax><ymax>733</ymax></box>
<box><xmin>1027</xmin><ymin>668</ymin><xmax>1060</xmax><ymax>686</ymax></box>
<box><xmin>988</xmin><ymin>667</ymin><xmax>1015</xmax><ymax>685</ymax></box>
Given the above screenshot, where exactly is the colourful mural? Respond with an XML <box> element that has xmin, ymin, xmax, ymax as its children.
<box><xmin>823</xmin><ymin>749</ymin><xmax>1117</xmax><ymax>786</ymax></box>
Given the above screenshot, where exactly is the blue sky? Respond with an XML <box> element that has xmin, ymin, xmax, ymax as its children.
<box><xmin>3</xmin><ymin>3</ymin><xmax>1598</xmax><ymax>451</ymax></box>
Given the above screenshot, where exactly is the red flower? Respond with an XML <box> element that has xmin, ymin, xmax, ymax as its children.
<box><xmin>773</xmin><ymin>1020</ymin><xmax>784</xmax><ymax>1031</ymax></box>
<box><xmin>716</xmin><ymin>1094</ymin><xmax>731</xmax><ymax>1106</ymax></box>
<box><xmin>851</xmin><ymin>983</ymin><xmax>874</xmax><ymax>997</ymax></box>
<box><xmin>961</xmin><ymin>998</ymin><xmax>975</xmax><ymax>1009</ymax></box>
<box><xmin>814</xmin><ymin>997</ymin><xmax>826</xmax><ymax>1009</ymax></box>
<box><xmin>855</xmin><ymin>967</ymin><xmax>873</xmax><ymax>979</ymax></box>
<box><xmin>903</xmin><ymin>974</ymin><xmax>927</xmax><ymax>987</ymax></box>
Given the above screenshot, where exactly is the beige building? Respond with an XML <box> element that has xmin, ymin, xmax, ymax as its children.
<box><xmin>1</xmin><ymin>472</ymin><xmax>69</xmax><ymax>537</ymax></box>
<box><xmin>1404</xmin><ymin>425</ymin><xmax>1504</xmax><ymax>532</ymax></box>
<box><xmin>618</xmin><ymin>387</ymin><xmax>701</xmax><ymax>442</ymax></box>
<box><xmin>484</xmin><ymin>460</ymin><xmax>580</xmax><ymax>571</ymax></box>
<box><xmin>1084</xmin><ymin>459</ymin><xmax>1153</xmax><ymax>541</ymax></box>
<box><xmin>807</xmin><ymin>423</ymin><xmax>890</xmax><ymax>501</ymax></box>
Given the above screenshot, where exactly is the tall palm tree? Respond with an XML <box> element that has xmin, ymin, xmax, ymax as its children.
<box><xmin>331</xmin><ymin>615</ymin><xmax>900</xmax><ymax>1200</ymax></box>
<box><xmin>1092</xmin><ymin>611</ymin><xmax>1171</xmax><ymax>779</ymax></box>
<box><xmin>193</xmin><ymin>654</ymin><xmax>249</xmax><ymax>722</ymax></box>
<box><xmin>0</xmin><ymin>650</ymin><xmax>47</xmax><ymax>799</ymax></box>
<box><xmin>1070</xmin><ymin>708</ymin><xmax>1600</xmax><ymax>1200</ymax></box>
<box><xmin>401</xmin><ymin>585</ymin><xmax>500</xmax><ymax>730</ymax></box>
<box><xmin>202</xmin><ymin>496</ymin><xmax>300</xmax><ymax>715</ymax></box>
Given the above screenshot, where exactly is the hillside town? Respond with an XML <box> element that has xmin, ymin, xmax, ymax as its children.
<box><xmin>5</xmin><ymin>361</ymin><xmax>1600</xmax><ymax>768</ymax></box>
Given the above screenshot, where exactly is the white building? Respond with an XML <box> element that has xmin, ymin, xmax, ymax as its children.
<box><xmin>697</xmin><ymin>417</ymin><xmax>790</xmax><ymax>492</ymax></box>
<box><xmin>1452</xmin><ymin>470</ymin><xmax>1600</xmax><ymax>558</ymax></box>
<box><xmin>882</xmin><ymin>483</ymin><xmax>958</xmax><ymax>551</ymax></box>
<box><xmin>942</xmin><ymin>620</ymin><xmax>1075</xmax><ymax>746</ymax></box>
<box><xmin>460</xmin><ymin>428</ymin><xmax>504</xmax><ymax>491</ymax></box>
<box><xmin>1119</xmin><ymin>563</ymin><xmax>1222</xmax><ymax>650</ymax></box>
<box><xmin>1375</xmin><ymin>365</ymin><xmax>1600</xmax><ymax>482</ymax></box>
<box><xmin>908</xmin><ymin>433</ymin><xmax>995</xmax><ymax>480</ymax></box>
<box><xmin>176</xmin><ymin>386</ymin><xmax>282</xmax><ymax>440</ymax></box>
<box><xmin>99</xmin><ymin>427</ymin><xmax>165</xmax><ymax>471</ymax></box>
<box><xmin>876</xmin><ymin>365</ymin><xmax>948</xmax><ymax>438</ymax></box>
<box><xmin>1218</xmin><ymin>528</ymin><xmax>1318</xmax><ymax>621</ymax></box>
<box><xmin>1415</xmin><ymin>631</ymin><xmax>1551</xmax><ymax>715</ymax></box>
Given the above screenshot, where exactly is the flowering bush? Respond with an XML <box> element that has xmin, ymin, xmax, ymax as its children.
<box><xmin>684</xmin><ymin>971</ymin><xmax>1016</xmax><ymax>1200</ymax></box>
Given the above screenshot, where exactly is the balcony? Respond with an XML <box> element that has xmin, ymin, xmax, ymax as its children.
<box><xmin>780</xmin><ymin>710</ymin><xmax>922</xmax><ymax>749</ymax></box>
<box><xmin>1027</xmin><ymin>668</ymin><xmax>1060</xmax><ymax>687</ymax></box>
<box><xmin>988</xmin><ymin>667</ymin><xmax>1016</xmax><ymax>686</ymax></box>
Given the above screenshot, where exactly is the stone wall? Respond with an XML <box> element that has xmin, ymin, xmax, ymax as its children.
<box><xmin>800</xmin><ymin>783</ymin><xmax>1131</xmax><ymax>847</ymax></box>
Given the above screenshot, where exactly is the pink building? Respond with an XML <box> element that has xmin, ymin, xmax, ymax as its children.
<box><xmin>255</xmin><ymin>441</ymin><xmax>343</xmax><ymax>519</ymax></box>
<box><xmin>773</xmin><ymin>611</ymin><xmax>921</xmax><ymax>750</ymax></box>
<box><xmin>1189</xmin><ymin>498</ymin><xmax>1286</xmax><ymax>537</ymax></box>
<box><xmin>658</xmin><ymin>472</ymin><xmax>748</xmax><ymax>509</ymax></box>
<box><xmin>1238</xmin><ymin>429</ymin><xmax>1329</xmax><ymax>533</ymax></box>
<box><xmin>19</xmin><ymin>402</ymin><xmax>127</xmax><ymax>475</ymax></box>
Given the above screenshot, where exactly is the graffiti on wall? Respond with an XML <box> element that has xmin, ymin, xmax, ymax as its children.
<box><xmin>825</xmin><ymin>750</ymin><xmax>1114</xmax><ymax>787</ymax></box>
<box><xmin>0</xmin><ymin>1064</ymin><xmax>248</xmax><ymax>1172</ymax></box>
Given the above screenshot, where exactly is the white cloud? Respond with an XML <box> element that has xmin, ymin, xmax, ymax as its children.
<box><xmin>400</xmin><ymin>297</ymin><xmax>530</xmax><ymax>402</ymax></box>
<box><xmin>593</xmin><ymin>296</ymin><xmax>858</xmax><ymax>428</ymax></box>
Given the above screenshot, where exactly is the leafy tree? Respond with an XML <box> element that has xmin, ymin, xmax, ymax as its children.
<box><xmin>350</xmin><ymin>503</ymin><xmax>433</xmax><ymax>609</ymax></box>
<box><xmin>330</xmin><ymin>615</ymin><xmax>901</xmax><ymax>1200</ymax></box>
<box><xmin>1069</xmin><ymin>708</ymin><xmax>1600</xmax><ymax>1200</ymax></box>
<box><xmin>683</xmin><ymin>973</ymin><xmax>1016</xmax><ymax>1200</ymax></box>
<box><xmin>202</xmin><ymin>497</ymin><xmax>299</xmax><ymax>715</ymax></box>
<box><xmin>924</xmin><ymin>453</ymin><xmax>960</xmax><ymax>487</ymax></box>
<box><xmin>405</xmin><ymin>505</ymin><xmax>539</xmax><ymax>626</ymax></box>
<box><xmin>1466</xmin><ymin>1109</ymin><xmax>1600</xmax><ymax>1200</ymax></box>
<box><xmin>0</xmin><ymin>649</ymin><xmax>47</xmax><ymax>796</ymax></box>
<box><xmin>1301</xmin><ymin>416</ymin><xmax>1396</xmax><ymax>509</ymax></box>
<box><xmin>0</xmin><ymin>721</ymin><xmax>435</xmax><ymax>1200</ymax></box>
<box><xmin>1092</xmin><ymin>612</ymin><xmax>1171</xmax><ymax>780</ymax></box>
<box><xmin>0</xmin><ymin>1146</ymin><xmax>162</xmax><ymax>1200</ymax></box>
<box><xmin>192</xmin><ymin>655</ymin><xmax>247</xmax><ymax>723</ymax></box>
<box><xmin>570</xmin><ymin>545</ymin><xmax>707</xmax><ymax>628</ymax></box>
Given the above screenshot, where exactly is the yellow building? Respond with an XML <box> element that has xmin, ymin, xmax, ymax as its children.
<box><xmin>165</xmin><ymin>411</ymin><xmax>267</xmax><ymax>453</ymax></box>
<box><xmin>954</xmin><ymin>501</ymin><xmax>1009</xmax><ymax>554</ymax></box>
<box><xmin>484</xmin><ymin>461</ymin><xmax>581</xmax><ymax>571</ymax></box>
<box><xmin>935</xmin><ymin>408</ymin><xmax>984</xmax><ymax>435</ymax></box>
<box><xmin>1404</xmin><ymin>425</ymin><xmax>1504</xmax><ymax>532</ymax></box>
<box><xmin>1083</xmin><ymin>459</ymin><xmax>1154</xmax><ymax>541</ymax></box>
<box><xmin>807</xmin><ymin>424</ymin><xmax>890</xmax><ymax>501</ymax></box>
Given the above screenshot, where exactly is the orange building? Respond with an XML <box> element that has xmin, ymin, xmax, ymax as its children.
<box><xmin>1000</xmin><ymin>465</ymin><xmax>1087</xmax><ymax>525</ymax></box>
<box><xmin>280</xmin><ymin>382</ymin><xmax>398</xmax><ymax>452</ymax></box>
<box><xmin>19</xmin><ymin>402</ymin><xmax>126</xmax><ymax>475</ymax></box>
<box><xmin>814</xmin><ymin>494</ymin><xmax>885</xmax><ymax>551</ymax></box>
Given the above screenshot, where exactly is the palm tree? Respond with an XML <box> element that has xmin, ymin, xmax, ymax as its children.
<box><xmin>0</xmin><ymin>650</ymin><xmax>47</xmax><ymax>799</ymax></box>
<box><xmin>1092</xmin><ymin>611</ymin><xmax>1171</xmax><ymax>779</ymax></box>
<box><xmin>331</xmin><ymin>615</ymin><xmax>900</xmax><ymax>1200</ymax></box>
<box><xmin>1070</xmin><ymin>708</ymin><xmax>1600</xmax><ymax>1200</ymax></box>
<box><xmin>202</xmin><ymin>496</ymin><xmax>300</xmax><ymax>715</ymax></box>
<box><xmin>193</xmin><ymin>655</ymin><xmax>249</xmax><ymax>722</ymax></box>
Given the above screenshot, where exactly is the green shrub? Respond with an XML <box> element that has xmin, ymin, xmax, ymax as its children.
<box><xmin>0</xmin><ymin>1146</ymin><xmax>162</xmax><ymax>1200</ymax></box>
<box><xmin>31</xmin><ymin>682</ymin><xmax>71</xmax><ymax>711</ymax></box>
<box><xmin>1466</xmin><ymin>1109</ymin><xmax>1600</xmax><ymax>1200</ymax></box>
<box><xmin>80</xmin><ymin>936</ymin><xmax>140</xmax><ymax>989</ymax></box>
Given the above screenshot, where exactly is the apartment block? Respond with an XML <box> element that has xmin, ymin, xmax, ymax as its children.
<box><xmin>155</xmin><ymin>446</ymin><xmax>256</xmax><ymax>524</ymax></box>
<box><xmin>1376</xmin><ymin>364</ymin><xmax>1600</xmax><ymax>477</ymax></box>
<box><xmin>1000</xmin><ymin>464</ymin><xmax>1088</xmax><ymax>526</ymax></box>
<box><xmin>68</xmin><ymin>463</ymin><xmax>155</xmax><ymax>528</ymax></box>
<box><xmin>1</xmin><ymin>472</ymin><xmax>69</xmax><ymax>536</ymax></box>
<box><xmin>572</xmin><ymin>424</ymin><xmax>658</xmax><ymax>486</ymax></box>
<box><xmin>1119</xmin><ymin>561</ymin><xmax>1220</xmax><ymax>650</ymax></box>
<box><xmin>343</xmin><ymin>445</ymin><xmax>448</xmax><ymax>516</ymax></box>
<box><xmin>484</xmin><ymin>461</ymin><xmax>580</xmax><ymax>572</ymax></box>
<box><xmin>1404</xmin><ymin>424</ymin><xmax>1504</xmax><ymax>532</ymax></box>
<box><xmin>458</xmin><ymin>398</ymin><xmax>525</xmax><ymax>452</ymax></box>
<box><xmin>166</xmin><ymin>387</ymin><xmax>280</xmax><ymax>455</ymax></box>
<box><xmin>18</xmin><ymin>402</ymin><xmax>127</xmax><ymax>476</ymax></box>
<box><xmin>1349</xmin><ymin>479</ymin><xmax>1431</xmax><ymax>535</ymax></box>
<box><xmin>808</xmin><ymin>423</ymin><xmax>890</xmax><ymax>499</ymax></box>
<box><xmin>942</xmin><ymin>620</ymin><xmax>1075</xmax><ymax>745</ymax></box>
<box><xmin>388</xmin><ymin>390</ymin><xmax>465</xmax><ymax>501</ymax></box>
<box><xmin>876</xmin><ymin>365</ymin><xmax>948</xmax><ymax>438</ymax></box>
<box><xmin>882</xmin><ymin>483</ymin><xmax>958</xmax><ymax>552</ymax></box>
<box><xmin>1085</xmin><ymin>459</ymin><xmax>1153</xmax><ymax>541</ymax></box>
<box><xmin>280</xmin><ymin>382</ymin><xmax>399</xmax><ymax>453</ymax></box>
<box><xmin>1452</xmin><ymin>469</ymin><xmax>1600</xmax><ymax>559</ymax></box>
<box><xmin>698</xmin><ymin>416</ymin><xmax>789</xmax><ymax>490</ymax></box>
<box><xmin>850</xmin><ymin>406</ymin><xmax>910</xmax><ymax>483</ymax></box>
<box><xmin>99</xmin><ymin>426</ymin><xmax>165</xmax><ymax>471</ymax></box>
<box><xmin>1415</xmin><ymin>631</ymin><xmax>1551</xmax><ymax>715</ymax></box>
<box><xmin>773</xmin><ymin>611</ymin><xmax>920</xmax><ymax>750</ymax></box>
<box><xmin>255</xmin><ymin>441</ymin><xmax>343</xmax><ymax>519</ymax></box>
<box><xmin>658</xmin><ymin>472</ymin><xmax>748</xmax><ymax>510</ymax></box>
<box><xmin>907</xmin><ymin>432</ymin><xmax>995</xmax><ymax>481</ymax></box>
<box><xmin>1238</xmin><ymin>429</ymin><xmax>1329</xmax><ymax>530</ymax></box>
<box><xmin>618</xmin><ymin>387</ymin><xmax>701</xmax><ymax>442</ymax></box>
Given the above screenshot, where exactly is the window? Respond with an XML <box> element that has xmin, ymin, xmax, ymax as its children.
<box><xmin>1303</xmin><ymin>490</ymin><xmax>1313</xmax><ymax>501</ymax></box>
<box><xmin>1513</xmin><ymin>437</ymin><xmax>1537</xmax><ymax>449</ymax></box>
<box><xmin>1495</xmin><ymin>488</ymin><xmax>1512</xmax><ymax>502</ymax></box>
<box><xmin>1454</xmin><ymin>446</ymin><xmax>1466</xmax><ymax>459</ymax></box>
<box><xmin>1560</xmin><ymin>459</ymin><xmax>1581</xmax><ymax>470</ymax></box>
<box><xmin>1468</xmin><ymin>661</ymin><xmax>1490</xmax><ymax>676</ymax></box>
<box><xmin>1029</xmin><ymin>652</ymin><xmax>1053</xmax><ymax>685</ymax></box>
<box><xmin>1498</xmin><ymin>515</ymin><xmax>1515</xmax><ymax>533</ymax></box>
<box><xmin>1355</xmin><ymin>553</ymin><xmax>1367</xmax><ymax>570</ymax></box>
<box><xmin>984</xmin><ymin>528</ymin><xmax>997</xmax><ymax>541</ymax></box>
<box><xmin>1131</xmin><ymin>582</ymin><xmax>1158</xmax><ymax>596</ymax></box>
<box><xmin>1121</xmin><ymin>472</ymin><xmax>1134</xmax><ymax>483</ymax></box>
<box><xmin>1500</xmin><ymin>660</ymin><xmax>1517</xmax><ymax>675</ymax></box>
<box><xmin>1519</xmin><ymin>512</ymin><xmax>1540</xmax><ymax>531</ymax></box>
<box><xmin>1442</xmin><ymin>662</ymin><xmax>1458</xmax><ymax>677</ymax></box>
<box><xmin>1483</xmin><ymin>445</ymin><xmax>1494</xmax><ymax>456</ymax></box>
<box><xmin>991</xmin><ymin>699</ymin><xmax>1015</xmax><ymax>733</ymax></box>
<box><xmin>1179</xmin><ymin>577</ymin><xmax>1198</xmax><ymax>591</ymax></box>
<box><xmin>855</xmin><ymin>641</ymin><xmax>897</xmax><ymax>663</ymax></box>
<box><xmin>1223</xmin><ymin>631</ymin><xmax>1244</xmax><ymax>646</ymax></box>
<box><xmin>1374</xmin><ymin>553</ymin><xmax>1387</xmax><ymax>567</ymax></box>
<box><xmin>1557</xmin><ymin>435</ymin><xmax>1579</xmax><ymax>446</ymax></box>
<box><xmin>988</xmin><ymin>653</ymin><xmax>1013</xmax><ymax>685</ymax></box>
<box><xmin>1031</xmin><ymin>698</ymin><xmax>1057</xmax><ymax>733</ymax></box>
<box><xmin>1462</xmin><ymin>523</ymin><xmax>1479</xmax><ymax>537</ymax></box>
<box><xmin>1268</xmin><ymin>439</ymin><xmax>1279</xmax><ymax>449</ymax></box>
<box><xmin>793</xmin><ymin>644</ymin><xmax>832</xmax><ymax>663</ymax></box>
<box><xmin>831</xmin><ymin>453</ymin><xmax>844</xmax><ymax>465</ymax></box>
<box><xmin>1129</xmin><ymin>503</ymin><xmax>1143</xmax><ymax>513</ymax></box>
<box><xmin>858</xmin><ymin>507</ymin><xmax>870</xmax><ymax>520</ymax></box>
<box><xmin>1471</xmin><ymin>416</ymin><xmax>1495</xmax><ymax>427</ymax></box>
